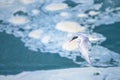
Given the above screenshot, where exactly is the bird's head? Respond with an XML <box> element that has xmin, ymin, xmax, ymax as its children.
<box><xmin>70</xmin><ymin>36</ymin><xmax>78</xmax><ymax>41</ymax></box>
<box><xmin>70</xmin><ymin>34</ymin><xmax>89</xmax><ymax>43</ymax></box>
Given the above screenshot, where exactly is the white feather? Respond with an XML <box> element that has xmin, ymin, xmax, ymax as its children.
<box><xmin>77</xmin><ymin>35</ymin><xmax>91</xmax><ymax>64</ymax></box>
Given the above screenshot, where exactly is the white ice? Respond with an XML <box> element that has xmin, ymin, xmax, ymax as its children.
<box><xmin>45</xmin><ymin>3</ymin><xmax>68</xmax><ymax>11</ymax></box>
<box><xmin>0</xmin><ymin>67</ymin><xmax>120</xmax><ymax>80</ymax></box>
<box><xmin>56</xmin><ymin>21</ymin><xmax>86</xmax><ymax>33</ymax></box>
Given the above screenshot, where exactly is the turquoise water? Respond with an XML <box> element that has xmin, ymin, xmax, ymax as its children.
<box><xmin>94</xmin><ymin>22</ymin><xmax>120</xmax><ymax>53</ymax></box>
<box><xmin>0</xmin><ymin>0</ymin><xmax>120</xmax><ymax>75</ymax></box>
<box><xmin>0</xmin><ymin>22</ymin><xmax>120</xmax><ymax>75</ymax></box>
<box><xmin>0</xmin><ymin>32</ymin><xmax>79</xmax><ymax>75</ymax></box>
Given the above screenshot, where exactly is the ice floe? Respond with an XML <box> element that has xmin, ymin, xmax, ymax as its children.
<box><xmin>8</xmin><ymin>16</ymin><xmax>29</xmax><ymax>25</ymax></box>
<box><xmin>31</xmin><ymin>9</ymin><xmax>40</xmax><ymax>15</ymax></box>
<box><xmin>56</xmin><ymin>21</ymin><xmax>86</xmax><ymax>33</ymax></box>
<box><xmin>77</xmin><ymin>13</ymin><xmax>88</xmax><ymax>18</ymax></box>
<box><xmin>59</xmin><ymin>12</ymin><xmax>70</xmax><ymax>17</ymax></box>
<box><xmin>41</xmin><ymin>36</ymin><xmax>50</xmax><ymax>44</ymax></box>
<box><xmin>21</xmin><ymin>0</ymin><xmax>35</xmax><ymax>4</ymax></box>
<box><xmin>62</xmin><ymin>40</ymin><xmax>79</xmax><ymax>51</ymax></box>
<box><xmin>28</xmin><ymin>29</ymin><xmax>43</xmax><ymax>39</ymax></box>
<box><xmin>45</xmin><ymin>3</ymin><xmax>68</xmax><ymax>11</ymax></box>
<box><xmin>88</xmin><ymin>11</ymin><xmax>100</xmax><ymax>16</ymax></box>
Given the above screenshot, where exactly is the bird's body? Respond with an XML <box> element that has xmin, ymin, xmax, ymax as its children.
<box><xmin>78</xmin><ymin>36</ymin><xmax>91</xmax><ymax>64</ymax></box>
<box><xmin>70</xmin><ymin>34</ymin><xmax>91</xmax><ymax>64</ymax></box>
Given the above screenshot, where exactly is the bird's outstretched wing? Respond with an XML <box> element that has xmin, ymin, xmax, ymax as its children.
<box><xmin>79</xmin><ymin>37</ymin><xmax>92</xmax><ymax>64</ymax></box>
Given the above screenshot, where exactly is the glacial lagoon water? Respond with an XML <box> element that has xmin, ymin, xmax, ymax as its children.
<box><xmin>0</xmin><ymin>0</ymin><xmax>120</xmax><ymax>75</ymax></box>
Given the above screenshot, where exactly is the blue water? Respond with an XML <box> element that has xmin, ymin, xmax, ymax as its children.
<box><xmin>94</xmin><ymin>22</ymin><xmax>120</xmax><ymax>53</ymax></box>
<box><xmin>0</xmin><ymin>0</ymin><xmax>120</xmax><ymax>75</ymax></box>
<box><xmin>0</xmin><ymin>22</ymin><xmax>119</xmax><ymax>75</ymax></box>
<box><xmin>0</xmin><ymin>31</ymin><xmax>79</xmax><ymax>74</ymax></box>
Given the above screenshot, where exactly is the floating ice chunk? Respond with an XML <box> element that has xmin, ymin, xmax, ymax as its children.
<box><xmin>32</xmin><ymin>9</ymin><xmax>40</xmax><ymax>15</ymax></box>
<box><xmin>88</xmin><ymin>11</ymin><xmax>99</xmax><ymax>16</ymax></box>
<box><xmin>45</xmin><ymin>3</ymin><xmax>68</xmax><ymax>11</ymax></box>
<box><xmin>0</xmin><ymin>0</ymin><xmax>15</xmax><ymax>7</ymax></box>
<box><xmin>93</xmin><ymin>4</ymin><xmax>102</xmax><ymax>10</ymax></box>
<box><xmin>21</xmin><ymin>0</ymin><xmax>35</xmax><ymax>4</ymax></box>
<box><xmin>89</xmin><ymin>37</ymin><xmax>105</xmax><ymax>44</ymax></box>
<box><xmin>60</xmin><ymin>12</ymin><xmax>70</xmax><ymax>17</ymax></box>
<box><xmin>28</xmin><ymin>29</ymin><xmax>43</xmax><ymax>39</ymax></box>
<box><xmin>56</xmin><ymin>21</ymin><xmax>86</xmax><ymax>33</ymax></box>
<box><xmin>28</xmin><ymin>47</ymin><xmax>38</xmax><ymax>52</ymax></box>
<box><xmin>24</xmin><ymin>25</ymin><xmax>32</xmax><ymax>30</ymax></box>
<box><xmin>88</xmin><ymin>35</ymin><xmax>106</xmax><ymax>43</ymax></box>
<box><xmin>13</xmin><ymin>31</ymin><xmax>24</xmax><ymax>37</ymax></box>
<box><xmin>67</xmin><ymin>33</ymin><xmax>73</xmax><ymax>37</ymax></box>
<box><xmin>0</xmin><ymin>0</ymin><xmax>14</xmax><ymax>4</ymax></box>
<box><xmin>87</xmin><ymin>19</ymin><xmax>96</xmax><ymax>23</ymax></box>
<box><xmin>78</xmin><ymin>13</ymin><xmax>88</xmax><ymax>18</ymax></box>
<box><xmin>62</xmin><ymin>40</ymin><xmax>79</xmax><ymax>51</ymax></box>
<box><xmin>90</xmin><ymin>46</ymin><xmax>113</xmax><ymax>64</ymax></box>
<box><xmin>8</xmin><ymin>16</ymin><xmax>29</xmax><ymax>25</ymax></box>
<box><xmin>41</xmin><ymin>36</ymin><xmax>50</xmax><ymax>44</ymax></box>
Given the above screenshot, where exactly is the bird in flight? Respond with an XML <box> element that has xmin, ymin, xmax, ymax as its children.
<box><xmin>70</xmin><ymin>34</ymin><xmax>92</xmax><ymax>64</ymax></box>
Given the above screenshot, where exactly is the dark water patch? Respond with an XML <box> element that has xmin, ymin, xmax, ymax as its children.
<box><xmin>63</xmin><ymin>0</ymin><xmax>79</xmax><ymax>7</ymax></box>
<box><xmin>94</xmin><ymin>0</ymin><xmax>104</xmax><ymax>4</ymax></box>
<box><xmin>13</xmin><ymin>10</ymin><xmax>28</xmax><ymax>16</ymax></box>
<box><xmin>94</xmin><ymin>22</ymin><xmax>120</xmax><ymax>53</ymax></box>
<box><xmin>0</xmin><ymin>32</ymin><xmax>79</xmax><ymax>75</ymax></box>
<box><xmin>100</xmin><ymin>0</ymin><xmax>120</xmax><ymax>11</ymax></box>
<box><xmin>0</xmin><ymin>20</ymin><xmax>3</xmax><ymax>24</ymax></box>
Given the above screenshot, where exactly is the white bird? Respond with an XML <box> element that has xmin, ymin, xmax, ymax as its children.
<box><xmin>70</xmin><ymin>34</ymin><xmax>92</xmax><ymax>64</ymax></box>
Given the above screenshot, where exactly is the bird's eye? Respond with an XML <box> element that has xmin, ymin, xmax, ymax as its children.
<box><xmin>71</xmin><ymin>36</ymin><xmax>78</xmax><ymax>40</ymax></box>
